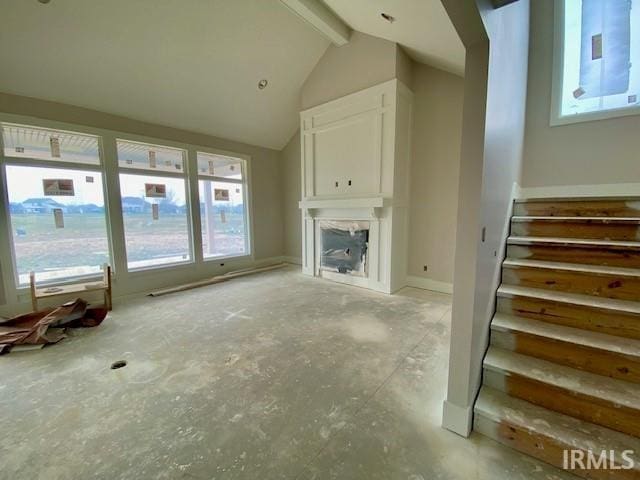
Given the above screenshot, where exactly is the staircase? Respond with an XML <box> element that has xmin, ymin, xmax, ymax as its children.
<box><xmin>474</xmin><ymin>197</ymin><xmax>640</xmax><ymax>479</ymax></box>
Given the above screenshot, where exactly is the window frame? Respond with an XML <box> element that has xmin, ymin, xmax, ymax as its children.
<box><xmin>551</xmin><ymin>0</ymin><xmax>640</xmax><ymax>126</ymax></box>
<box><xmin>196</xmin><ymin>149</ymin><xmax>253</xmax><ymax>262</ymax></box>
<box><xmin>0</xmin><ymin>123</ymin><xmax>114</xmax><ymax>287</ymax></box>
<box><xmin>116</xmin><ymin>138</ymin><xmax>195</xmax><ymax>273</ymax></box>
<box><xmin>0</xmin><ymin>113</ymin><xmax>255</xmax><ymax>306</ymax></box>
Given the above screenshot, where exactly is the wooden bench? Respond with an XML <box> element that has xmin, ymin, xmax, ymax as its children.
<box><xmin>29</xmin><ymin>265</ymin><xmax>112</xmax><ymax>312</ymax></box>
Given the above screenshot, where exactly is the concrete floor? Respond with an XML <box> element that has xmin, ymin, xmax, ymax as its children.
<box><xmin>0</xmin><ymin>266</ymin><xmax>575</xmax><ymax>480</ymax></box>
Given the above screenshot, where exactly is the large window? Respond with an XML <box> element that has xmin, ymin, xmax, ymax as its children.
<box><xmin>197</xmin><ymin>152</ymin><xmax>249</xmax><ymax>259</ymax></box>
<box><xmin>1</xmin><ymin>123</ymin><xmax>110</xmax><ymax>285</ymax></box>
<box><xmin>553</xmin><ymin>0</ymin><xmax>640</xmax><ymax>124</ymax></box>
<box><xmin>0</xmin><ymin>119</ymin><xmax>253</xmax><ymax>292</ymax></box>
<box><xmin>117</xmin><ymin>140</ymin><xmax>192</xmax><ymax>270</ymax></box>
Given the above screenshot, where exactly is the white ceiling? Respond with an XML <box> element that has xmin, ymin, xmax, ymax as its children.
<box><xmin>0</xmin><ymin>0</ymin><xmax>330</xmax><ymax>150</ymax></box>
<box><xmin>322</xmin><ymin>0</ymin><xmax>465</xmax><ymax>76</ymax></box>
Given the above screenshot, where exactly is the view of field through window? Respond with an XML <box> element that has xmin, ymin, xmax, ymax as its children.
<box><xmin>3</xmin><ymin>125</ymin><xmax>252</xmax><ymax>285</ymax></box>
<box><xmin>119</xmin><ymin>173</ymin><xmax>191</xmax><ymax>270</ymax></box>
<box><xmin>6</xmin><ymin>165</ymin><xmax>109</xmax><ymax>284</ymax></box>
<box><xmin>199</xmin><ymin>180</ymin><xmax>247</xmax><ymax>258</ymax></box>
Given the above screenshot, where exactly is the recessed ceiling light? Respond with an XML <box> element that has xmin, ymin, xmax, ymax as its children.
<box><xmin>381</xmin><ymin>13</ymin><xmax>395</xmax><ymax>23</ymax></box>
<box><xmin>258</xmin><ymin>79</ymin><xmax>268</xmax><ymax>90</ymax></box>
<box><xmin>38</xmin><ymin>0</ymin><xmax>51</xmax><ymax>3</ymax></box>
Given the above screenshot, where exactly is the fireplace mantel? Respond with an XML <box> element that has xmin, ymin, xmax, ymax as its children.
<box><xmin>298</xmin><ymin>79</ymin><xmax>412</xmax><ymax>294</ymax></box>
<box><xmin>298</xmin><ymin>195</ymin><xmax>389</xmax><ymax>210</ymax></box>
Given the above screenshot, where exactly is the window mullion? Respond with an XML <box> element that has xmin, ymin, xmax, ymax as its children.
<box><xmin>187</xmin><ymin>149</ymin><xmax>204</xmax><ymax>265</ymax></box>
<box><xmin>102</xmin><ymin>135</ymin><xmax>128</xmax><ymax>280</ymax></box>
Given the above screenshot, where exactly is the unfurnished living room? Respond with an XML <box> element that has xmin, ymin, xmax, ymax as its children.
<box><xmin>1</xmin><ymin>0</ymin><xmax>639</xmax><ymax>479</ymax></box>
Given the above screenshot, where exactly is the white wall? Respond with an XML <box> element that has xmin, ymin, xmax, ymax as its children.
<box><xmin>0</xmin><ymin>93</ymin><xmax>285</xmax><ymax>314</ymax></box>
<box><xmin>408</xmin><ymin>64</ymin><xmax>464</xmax><ymax>286</ymax></box>
<box><xmin>522</xmin><ymin>0</ymin><xmax>640</xmax><ymax>188</ymax></box>
<box><xmin>441</xmin><ymin>0</ymin><xmax>530</xmax><ymax>436</ymax></box>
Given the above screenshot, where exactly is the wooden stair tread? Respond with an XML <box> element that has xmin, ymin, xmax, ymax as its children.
<box><xmin>502</xmin><ymin>258</ymin><xmax>640</xmax><ymax>277</ymax></box>
<box><xmin>512</xmin><ymin>216</ymin><xmax>640</xmax><ymax>224</ymax></box>
<box><xmin>508</xmin><ymin>236</ymin><xmax>640</xmax><ymax>249</ymax></box>
<box><xmin>492</xmin><ymin>313</ymin><xmax>640</xmax><ymax>358</ymax></box>
<box><xmin>497</xmin><ymin>285</ymin><xmax>640</xmax><ymax>315</ymax></box>
<box><xmin>475</xmin><ymin>386</ymin><xmax>640</xmax><ymax>458</ymax></box>
<box><xmin>515</xmin><ymin>197</ymin><xmax>640</xmax><ymax>203</ymax></box>
<box><xmin>484</xmin><ymin>347</ymin><xmax>640</xmax><ymax>410</ymax></box>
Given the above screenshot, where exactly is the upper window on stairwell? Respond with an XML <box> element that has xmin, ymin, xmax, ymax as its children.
<box><xmin>552</xmin><ymin>0</ymin><xmax>640</xmax><ymax>125</ymax></box>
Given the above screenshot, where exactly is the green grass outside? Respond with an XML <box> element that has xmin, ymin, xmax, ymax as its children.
<box><xmin>10</xmin><ymin>212</ymin><xmax>246</xmax><ymax>276</ymax></box>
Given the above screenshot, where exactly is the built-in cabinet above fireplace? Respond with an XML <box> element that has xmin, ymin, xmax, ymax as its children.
<box><xmin>298</xmin><ymin>79</ymin><xmax>413</xmax><ymax>294</ymax></box>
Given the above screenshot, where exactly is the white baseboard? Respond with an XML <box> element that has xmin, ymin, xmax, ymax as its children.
<box><xmin>519</xmin><ymin>182</ymin><xmax>640</xmax><ymax>200</ymax></box>
<box><xmin>281</xmin><ymin>255</ymin><xmax>302</xmax><ymax>265</ymax></box>
<box><xmin>442</xmin><ymin>400</ymin><xmax>473</xmax><ymax>437</ymax></box>
<box><xmin>406</xmin><ymin>276</ymin><xmax>453</xmax><ymax>294</ymax></box>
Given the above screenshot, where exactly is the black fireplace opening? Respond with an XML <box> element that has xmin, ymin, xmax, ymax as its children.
<box><xmin>320</xmin><ymin>226</ymin><xmax>369</xmax><ymax>276</ymax></box>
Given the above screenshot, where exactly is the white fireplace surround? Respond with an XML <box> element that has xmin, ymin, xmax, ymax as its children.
<box><xmin>298</xmin><ymin>80</ymin><xmax>412</xmax><ymax>294</ymax></box>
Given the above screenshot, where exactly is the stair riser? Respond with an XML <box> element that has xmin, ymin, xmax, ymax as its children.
<box><xmin>474</xmin><ymin>413</ymin><xmax>638</xmax><ymax>480</ymax></box>
<box><xmin>491</xmin><ymin>329</ymin><xmax>640</xmax><ymax>384</ymax></box>
<box><xmin>514</xmin><ymin>200</ymin><xmax>640</xmax><ymax>218</ymax></box>
<box><xmin>484</xmin><ymin>369</ymin><xmax>640</xmax><ymax>437</ymax></box>
<box><xmin>502</xmin><ymin>265</ymin><xmax>640</xmax><ymax>301</ymax></box>
<box><xmin>508</xmin><ymin>244</ymin><xmax>640</xmax><ymax>268</ymax></box>
<box><xmin>511</xmin><ymin>221</ymin><xmax>640</xmax><ymax>241</ymax></box>
<box><xmin>497</xmin><ymin>296</ymin><xmax>640</xmax><ymax>340</ymax></box>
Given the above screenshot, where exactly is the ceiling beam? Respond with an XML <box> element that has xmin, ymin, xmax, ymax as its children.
<box><xmin>492</xmin><ymin>0</ymin><xmax>520</xmax><ymax>8</ymax></box>
<box><xmin>280</xmin><ymin>0</ymin><xmax>351</xmax><ymax>46</ymax></box>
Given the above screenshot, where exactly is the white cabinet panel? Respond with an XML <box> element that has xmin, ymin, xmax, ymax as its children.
<box><xmin>313</xmin><ymin>114</ymin><xmax>378</xmax><ymax>196</ymax></box>
<box><xmin>299</xmin><ymin>79</ymin><xmax>413</xmax><ymax>294</ymax></box>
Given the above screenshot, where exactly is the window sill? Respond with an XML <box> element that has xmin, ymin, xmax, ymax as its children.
<box><xmin>551</xmin><ymin>104</ymin><xmax>640</xmax><ymax>127</ymax></box>
<box><xmin>202</xmin><ymin>252</ymin><xmax>251</xmax><ymax>263</ymax></box>
<box><xmin>17</xmin><ymin>272</ymin><xmax>106</xmax><ymax>291</ymax></box>
<box><xmin>127</xmin><ymin>259</ymin><xmax>194</xmax><ymax>275</ymax></box>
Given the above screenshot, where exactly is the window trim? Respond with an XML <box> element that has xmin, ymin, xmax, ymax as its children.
<box><xmin>551</xmin><ymin>0</ymin><xmax>640</xmax><ymax>126</ymax></box>
<box><xmin>0</xmin><ymin>112</ymin><xmax>255</xmax><ymax>304</ymax></box>
<box><xmin>196</xmin><ymin>150</ymin><xmax>252</xmax><ymax>262</ymax></box>
<box><xmin>116</xmin><ymin>140</ymin><xmax>195</xmax><ymax>273</ymax></box>
<box><xmin>0</xmin><ymin>133</ymin><xmax>113</xmax><ymax>287</ymax></box>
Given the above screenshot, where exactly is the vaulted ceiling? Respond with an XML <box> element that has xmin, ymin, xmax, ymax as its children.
<box><xmin>322</xmin><ymin>0</ymin><xmax>465</xmax><ymax>75</ymax></box>
<box><xmin>0</xmin><ymin>0</ymin><xmax>464</xmax><ymax>151</ymax></box>
<box><xmin>0</xmin><ymin>0</ymin><xmax>329</xmax><ymax>150</ymax></box>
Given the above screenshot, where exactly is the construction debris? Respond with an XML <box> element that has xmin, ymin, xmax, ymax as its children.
<box><xmin>0</xmin><ymin>299</ymin><xmax>108</xmax><ymax>355</ymax></box>
<box><xmin>148</xmin><ymin>263</ymin><xmax>288</xmax><ymax>297</ymax></box>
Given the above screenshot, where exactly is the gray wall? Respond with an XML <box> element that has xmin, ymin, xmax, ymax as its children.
<box><xmin>441</xmin><ymin>0</ymin><xmax>530</xmax><ymax>436</ymax></box>
<box><xmin>300</xmin><ymin>31</ymin><xmax>403</xmax><ymax>110</ymax></box>
<box><xmin>408</xmin><ymin>64</ymin><xmax>464</xmax><ymax>285</ymax></box>
<box><xmin>286</xmin><ymin>41</ymin><xmax>465</xmax><ymax>289</ymax></box>
<box><xmin>522</xmin><ymin>0</ymin><xmax>640</xmax><ymax>187</ymax></box>
<box><xmin>282</xmin><ymin>130</ymin><xmax>302</xmax><ymax>261</ymax></box>
<box><xmin>0</xmin><ymin>93</ymin><xmax>284</xmax><ymax>262</ymax></box>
